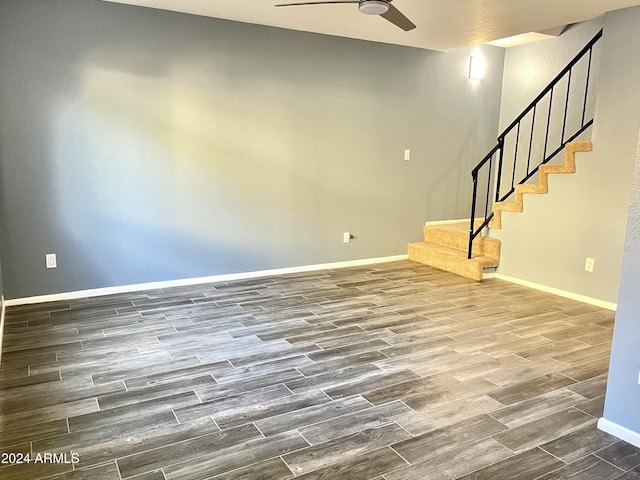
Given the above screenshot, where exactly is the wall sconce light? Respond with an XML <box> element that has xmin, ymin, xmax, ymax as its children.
<box><xmin>469</xmin><ymin>55</ymin><xmax>485</xmax><ymax>80</ymax></box>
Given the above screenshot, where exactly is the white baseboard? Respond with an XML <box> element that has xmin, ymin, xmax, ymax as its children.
<box><xmin>5</xmin><ymin>255</ymin><xmax>409</xmax><ymax>307</ymax></box>
<box><xmin>494</xmin><ymin>273</ymin><xmax>617</xmax><ymax>311</ymax></box>
<box><xmin>0</xmin><ymin>295</ymin><xmax>5</xmax><ymax>365</ymax></box>
<box><xmin>598</xmin><ymin>417</ymin><xmax>640</xmax><ymax>448</ymax></box>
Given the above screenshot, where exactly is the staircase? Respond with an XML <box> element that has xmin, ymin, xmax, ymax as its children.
<box><xmin>408</xmin><ymin>222</ymin><xmax>500</xmax><ymax>281</ymax></box>
<box><xmin>408</xmin><ymin>29</ymin><xmax>602</xmax><ymax>282</ymax></box>
<box><xmin>489</xmin><ymin>141</ymin><xmax>593</xmax><ymax>229</ymax></box>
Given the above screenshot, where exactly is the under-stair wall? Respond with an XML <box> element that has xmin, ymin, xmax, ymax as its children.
<box><xmin>490</xmin><ymin>14</ymin><xmax>638</xmax><ymax>307</ymax></box>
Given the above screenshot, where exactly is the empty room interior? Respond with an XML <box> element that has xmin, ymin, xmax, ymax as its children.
<box><xmin>2</xmin><ymin>0</ymin><xmax>640</xmax><ymax>479</ymax></box>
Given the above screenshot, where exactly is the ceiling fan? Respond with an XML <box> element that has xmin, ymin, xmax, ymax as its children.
<box><xmin>274</xmin><ymin>0</ymin><xmax>416</xmax><ymax>32</ymax></box>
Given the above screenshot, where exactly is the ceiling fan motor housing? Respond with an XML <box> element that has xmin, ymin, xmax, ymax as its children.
<box><xmin>358</xmin><ymin>0</ymin><xmax>390</xmax><ymax>15</ymax></box>
<box><xmin>274</xmin><ymin>0</ymin><xmax>414</xmax><ymax>31</ymax></box>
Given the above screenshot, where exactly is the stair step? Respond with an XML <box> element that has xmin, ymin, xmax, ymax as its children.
<box><xmin>408</xmin><ymin>241</ymin><xmax>499</xmax><ymax>282</ymax></box>
<box><xmin>494</xmin><ymin>201</ymin><xmax>522</xmax><ymax>213</ymax></box>
<box><xmin>539</xmin><ymin>162</ymin><xmax>575</xmax><ymax>175</ymax></box>
<box><xmin>516</xmin><ymin>183</ymin><xmax>547</xmax><ymax>195</ymax></box>
<box><xmin>423</xmin><ymin>222</ymin><xmax>501</xmax><ymax>259</ymax></box>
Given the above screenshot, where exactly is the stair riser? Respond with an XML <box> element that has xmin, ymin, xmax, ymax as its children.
<box><xmin>423</xmin><ymin>227</ymin><xmax>500</xmax><ymax>258</ymax></box>
<box><xmin>408</xmin><ymin>244</ymin><xmax>484</xmax><ymax>282</ymax></box>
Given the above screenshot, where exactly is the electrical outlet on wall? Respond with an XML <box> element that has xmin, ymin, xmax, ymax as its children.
<box><xmin>585</xmin><ymin>257</ymin><xmax>595</xmax><ymax>272</ymax></box>
<box><xmin>46</xmin><ymin>253</ymin><xmax>57</xmax><ymax>269</ymax></box>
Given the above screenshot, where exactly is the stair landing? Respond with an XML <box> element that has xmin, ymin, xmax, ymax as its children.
<box><xmin>408</xmin><ymin>222</ymin><xmax>500</xmax><ymax>282</ymax></box>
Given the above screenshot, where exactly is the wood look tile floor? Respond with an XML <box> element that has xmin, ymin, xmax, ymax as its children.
<box><xmin>1</xmin><ymin>260</ymin><xmax>638</xmax><ymax>479</ymax></box>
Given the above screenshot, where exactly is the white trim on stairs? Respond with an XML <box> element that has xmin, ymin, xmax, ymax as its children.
<box><xmin>494</xmin><ymin>273</ymin><xmax>617</xmax><ymax>311</ymax></box>
<box><xmin>5</xmin><ymin>255</ymin><xmax>409</xmax><ymax>306</ymax></box>
<box><xmin>598</xmin><ymin>417</ymin><xmax>640</xmax><ymax>449</ymax></box>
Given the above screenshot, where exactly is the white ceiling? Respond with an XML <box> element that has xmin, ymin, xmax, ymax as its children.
<box><xmin>101</xmin><ymin>0</ymin><xmax>640</xmax><ymax>51</ymax></box>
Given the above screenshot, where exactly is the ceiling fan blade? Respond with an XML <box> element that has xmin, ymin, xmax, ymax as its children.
<box><xmin>274</xmin><ymin>1</ymin><xmax>359</xmax><ymax>7</ymax></box>
<box><xmin>380</xmin><ymin>4</ymin><xmax>416</xmax><ymax>31</ymax></box>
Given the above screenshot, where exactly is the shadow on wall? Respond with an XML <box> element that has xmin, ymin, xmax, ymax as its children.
<box><xmin>50</xmin><ymin>58</ymin><xmax>409</xmax><ymax>288</ymax></box>
<box><xmin>62</xmin><ymin>211</ymin><xmax>256</xmax><ymax>286</ymax></box>
<box><xmin>51</xmin><ymin>64</ymin><xmax>317</xmax><ymax>285</ymax></box>
<box><xmin>425</xmin><ymin>121</ymin><xmax>497</xmax><ymax>221</ymax></box>
<box><xmin>0</xmin><ymin>0</ymin><xmax>505</xmax><ymax>297</ymax></box>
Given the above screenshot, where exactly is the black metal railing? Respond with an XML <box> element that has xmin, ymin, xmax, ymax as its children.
<box><xmin>468</xmin><ymin>28</ymin><xmax>603</xmax><ymax>259</ymax></box>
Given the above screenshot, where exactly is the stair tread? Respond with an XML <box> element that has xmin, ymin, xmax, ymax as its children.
<box><xmin>426</xmin><ymin>225</ymin><xmax>498</xmax><ymax>240</ymax></box>
<box><xmin>540</xmin><ymin>163</ymin><xmax>574</xmax><ymax>173</ymax></box>
<box><xmin>409</xmin><ymin>241</ymin><xmax>499</xmax><ymax>267</ymax></box>
<box><xmin>423</xmin><ymin>223</ymin><xmax>501</xmax><ymax>258</ymax></box>
<box><xmin>425</xmin><ymin>221</ymin><xmax>479</xmax><ymax>233</ymax></box>
<box><xmin>494</xmin><ymin>201</ymin><xmax>522</xmax><ymax>212</ymax></box>
<box><xmin>516</xmin><ymin>184</ymin><xmax>547</xmax><ymax>194</ymax></box>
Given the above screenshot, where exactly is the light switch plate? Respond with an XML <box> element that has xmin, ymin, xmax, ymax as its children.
<box><xmin>46</xmin><ymin>253</ymin><xmax>57</xmax><ymax>269</ymax></box>
<box><xmin>585</xmin><ymin>257</ymin><xmax>595</xmax><ymax>272</ymax></box>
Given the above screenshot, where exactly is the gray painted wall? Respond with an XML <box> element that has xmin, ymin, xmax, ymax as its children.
<box><xmin>497</xmin><ymin>20</ymin><xmax>603</xmax><ymax>132</ymax></box>
<box><xmin>600</xmin><ymin>5</ymin><xmax>640</xmax><ymax>438</ymax></box>
<box><xmin>492</xmin><ymin>16</ymin><xmax>637</xmax><ymax>305</ymax></box>
<box><xmin>0</xmin><ymin>256</ymin><xmax>4</xmax><ymax>361</ymax></box>
<box><xmin>0</xmin><ymin>0</ymin><xmax>505</xmax><ymax>299</ymax></box>
<box><xmin>603</xmin><ymin>129</ymin><xmax>640</xmax><ymax>437</ymax></box>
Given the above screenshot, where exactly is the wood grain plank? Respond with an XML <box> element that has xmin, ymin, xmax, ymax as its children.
<box><xmin>0</xmin><ymin>261</ymin><xmax>622</xmax><ymax>480</ymax></box>
<box><xmin>117</xmin><ymin>423</ymin><xmax>262</xmax><ymax>478</ymax></box>
<box><xmin>283</xmin><ymin>423</ymin><xmax>411</xmax><ymax>475</ymax></box>
<box><xmin>162</xmin><ymin>430</ymin><xmax>309</xmax><ymax>480</ymax></box>
<box><xmin>291</xmin><ymin>447</ymin><xmax>407</xmax><ymax>480</ymax></box>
